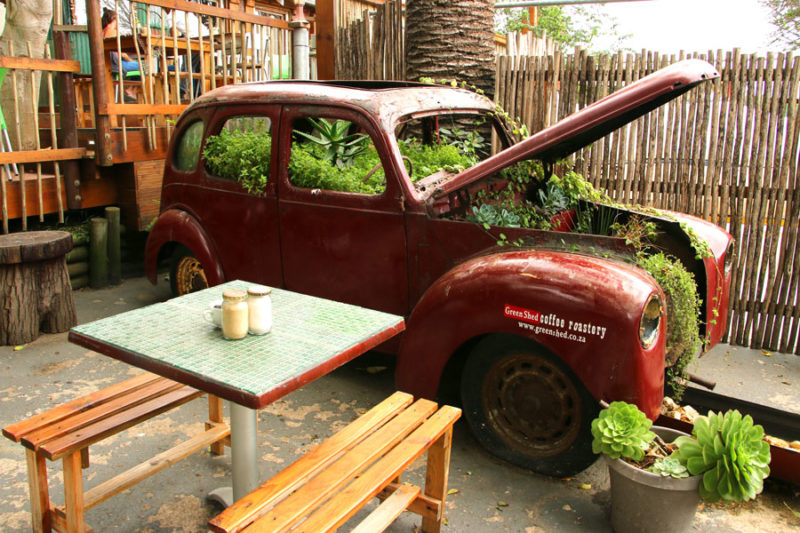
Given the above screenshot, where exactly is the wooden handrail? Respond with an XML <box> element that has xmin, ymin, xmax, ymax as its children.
<box><xmin>0</xmin><ymin>148</ymin><xmax>87</xmax><ymax>165</ymax></box>
<box><xmin>142</xmin><ymin>0</ymin><xmax>291</xmax><ymax>29</ymax></box>
<box><xmin>0</xmin><ymin>56</ymin><xmax>81</xmax><ymax>73</ymax></box>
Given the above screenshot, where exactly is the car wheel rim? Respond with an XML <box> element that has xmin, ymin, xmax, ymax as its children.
<box><xmin>175</xmin><ymin>256</ymin><xmax>208</xmax><ymax>295</ymax></box>
<box><xmin>481</xmin><ymin>351</ymin><xmax>582</xmax><ymax>457</ymax></box>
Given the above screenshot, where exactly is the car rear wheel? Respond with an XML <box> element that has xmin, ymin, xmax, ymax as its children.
<box><xmin>460</xmin><ymin>334</ymin><xmax>599</xmax><ymax>477</ymax></box>
<box><xmin>170</xmin><ymin>245</ymin><xmax>209</xmax><ymax>296</ymax></box>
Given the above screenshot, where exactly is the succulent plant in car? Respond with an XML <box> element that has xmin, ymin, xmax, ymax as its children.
<box><xmin>590</xmin><ymin>401</ymin><xmax>656</xmax><ymax>461</ymax></box>
<box><xmin>672</xmin><ymin>410</ymin><xmax>771</xmax><ymax>503</ymax></box>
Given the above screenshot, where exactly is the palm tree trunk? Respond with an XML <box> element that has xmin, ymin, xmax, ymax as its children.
<box><xmin>406</xmin><ymin>0</ymin><xmax>495</xmax><ymax>98</ymax></box>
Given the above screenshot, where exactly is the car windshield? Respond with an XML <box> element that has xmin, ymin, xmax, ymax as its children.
<box><xmin>394</xmin><ymin>111</ymin><xmax>508</xmax><ymax>189</ymax></box>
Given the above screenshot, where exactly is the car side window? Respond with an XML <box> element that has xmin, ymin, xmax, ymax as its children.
<box><xmin>288</xmin><ymin>116</ymin><xmax>386</xmax><ymax>195</ymax></box>
<box><xmin>203</xmin><ymin>115</ymin><xmax>272</xmax><ymax>195</ymax></box>
<box><xmin>173</xmin><ymin>120</ymin><xmax>204</xmax><ymax>172</ymax></box>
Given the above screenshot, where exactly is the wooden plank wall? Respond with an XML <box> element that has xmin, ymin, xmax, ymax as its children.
<box><xmin>495</xmin><ymin>50</ymin><xmax>800</xmax><ymax>355</ymax></box>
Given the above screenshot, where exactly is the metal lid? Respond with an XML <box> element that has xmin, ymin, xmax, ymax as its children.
<box><xmin>247</xmin><ymin>285</ymin><xmax>272</xmax><ymax>296</ymax></box>
<box><xmin>222</xmin><ymin>289</ymin><xmax>247</xmax><ymax>302</ymax></box>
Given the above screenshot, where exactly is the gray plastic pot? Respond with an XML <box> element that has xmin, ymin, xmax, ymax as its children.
<box><xmin>606</xmin><ymin>426</ymin><xmax>701</xmax><ymax>533</ymax></box>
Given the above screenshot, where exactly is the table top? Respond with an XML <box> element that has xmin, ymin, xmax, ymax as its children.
<box><xmin>69</xmin><ymin>281</ymin><xmax>404</xmax><ymax>409</ymax></box>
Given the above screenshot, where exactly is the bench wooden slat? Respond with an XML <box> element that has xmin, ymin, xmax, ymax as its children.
<box><xmin>379</xmin><ymin>482</ymin><xmax>441</xmax><ymax>520</ymax></box>
<box><xmin>208</xmin><ymin>390</ymin><xmax>415</xmax><ymax>533</ymax></box>
<box><xmin>350</xmin><ymin>483</ymin><xmax>420</xmax><ymax>533</ymax></box>
<box><xmin>82</xmin><ymin>421</ymin><xmax>230</xmax><ymax>509</ymax></box>
<box><xmin>36</xmin><ymin>385</ymin><xmax>204</xmax><ymax>460</ymax></box>
<box><xmin>21</xmin><ymin>377</ymin><xmax>184</xmax><ymax>451</ymax></box>
<box><xmin>287</xmin><ymin>406</ymin><xmax>461</xmax><ymax>533</ymax></box>
<box><xmin>250</xmin><ymin>398</ymin><xmax>438</xmax><ymax>532</ymax></box>
<box><xmin>2</xmin><ymin>372</ymin><xmax>162</xmax><ymax>442</ymax></box>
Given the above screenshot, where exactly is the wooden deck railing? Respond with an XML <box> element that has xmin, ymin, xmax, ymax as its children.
<box><xmin>89</xmin><ymin>0</ymin><xmax>293</xmax><ymax>164</ymax></box>
<box><xmin>0</xmin><ymin>54</ymin><xmax>87</xmax><ymax>233</ymax></box>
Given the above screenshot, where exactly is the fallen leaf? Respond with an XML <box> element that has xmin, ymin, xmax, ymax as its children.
<box><xmin>563</xmin><ymin>504</ymin><xmax>573</xmax><ymax>511</ymax></box>
<box><xmin>467</xmin><ymin>471</ymin><xmax>472</xmax><ymax>476</ymax></box>
<box><xmin>561</xmin><ymin>477</ymin><xmax>573</xmax><ymax>482</ymax></box>
<box><xmin>761</xmin><ymin>350</ymin><xmax>773</xmax><ymax>357</ymax></box>
<box><xmin>579</xmin><ymin>483</ymin><xmax>592</xmax><ymax>490</ymax></box>
<box><xmin>13</xmin><ymin>345</ymin><xmax>24</xmax><ymax>351</ymax></box>
<box><xmin>497</xmin><ymin>501</ymin><xmax>509</xmax><ymax>507</ymax></box>
<box><xmin>781</xmin><ymin>381</ymin><xmax>791</xmax><ymax>386</ymax></box>
<box><xmin>447</xmin><ymin>488</ymin><xmax>459</xmax><ymax>495</ymax></box>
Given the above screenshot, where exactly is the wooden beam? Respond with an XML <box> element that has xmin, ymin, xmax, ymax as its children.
<box><xmin>82</xmin><ymin>423</ymin><xmax>230</xmax><ymax>509</ymax></box>
<box><xmin>0</xmin><ymin>56</ymin><xmax>82</xmax><ymax>73</ymax></box>
<box><xmin>143</xmin><ymin>0</ymin><xmax>291</xmax><ymax>28</ymax></box>
<box><xmin>316</xmin><ymin>0</ymin><xmax>334</xmax><ymax>80</ymax></box>
<box><xmin>52</xmin><ymin>25</ymin><xmax>89</xmax><ymax>32</ymax></box>
<box><xmin>0</xmin><ymin>148</ymin><xmax>86</xmax><ymax>165</ymax></box>
<box><xmin>101</xmin><ymin>103</ymin><xmax>188</xmax><ymax>116</ymax></box>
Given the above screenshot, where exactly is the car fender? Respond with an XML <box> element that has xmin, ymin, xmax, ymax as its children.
<box><xmin>144</xmin><ymin>208</ymin><xmax>225</xmax><ymax>286</ymax></box>
<box><xmin>396</xmin><ymin>249</ymin><xmax>667</xmax><ymax>418</ymax></box>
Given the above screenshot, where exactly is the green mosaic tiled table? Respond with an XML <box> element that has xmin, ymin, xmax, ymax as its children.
<box><xmin>69</xmin><ymin>280</ymin><xmax>405</xmax><ymax>408</ymax></box>
<box><xmin>69</xmin><ymin>280</ymin><xmax>405</xmax><ymax>502</ymax></box>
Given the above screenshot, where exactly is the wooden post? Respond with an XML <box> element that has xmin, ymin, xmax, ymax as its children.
<box><xmin>89</xmin><ymin>217</ymin><xmax>108</xmax><ymax>289</ymax></box>
<box><xmin>315</xmin><ymin>0</ymin><xmax>334</xmax><ymax>80</ymax></box>
<box><xmin>85</xmin><ymin>0</ymin><xmax>113</xmax><ymax>167</ymax></box>
<box><xmin>105</xmin><ymin>206</ymin><xmax>121</xmax><ymax>285</ymax></box>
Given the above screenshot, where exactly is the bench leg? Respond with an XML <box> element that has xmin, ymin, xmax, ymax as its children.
<box><xmin>421</xmin><ymin>427</ymin><xmax>454</xmax><ymax>533</ymax></box>
<box><xmin>25</xmin><ymin>449</ymin><xmax>52</xmax><ymax>533</ymax></box>
<box><xmin>63</xmin><ymin>452</ymin><xmax>87</xmax><ymax>533</ymax></box>
<box><xmin>208</xmin><ymin>395</ymin><xmax>225</xmax><ymax>456</ymax></box>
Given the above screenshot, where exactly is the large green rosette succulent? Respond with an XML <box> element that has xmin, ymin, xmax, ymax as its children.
<box><xmin>591</xmin><ymin>401</ymin><xmax>655</xmax><ymax>461</ymax></box>
<box><xmin>673</xmin><ymin>410</ymin><xmax>771</xmax><ymax>503</ymax></box>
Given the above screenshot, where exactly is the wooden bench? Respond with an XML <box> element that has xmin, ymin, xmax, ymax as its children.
<box><xmin>3</xmin><ymin>372</ymin><xmax>230</xmax><ymax>533</ymax></box>
<box><xmin>209</xmin><ymin>391</ymin><xmax>461</xmax><ymax>533</ymax></box>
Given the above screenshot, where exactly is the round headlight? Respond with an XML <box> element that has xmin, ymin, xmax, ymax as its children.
<box><xmin>640</xmin><ymin>293</ymin><xmax>663</xmax><ymax>349</ymax></box>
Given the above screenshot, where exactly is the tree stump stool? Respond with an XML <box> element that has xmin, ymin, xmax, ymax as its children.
<box><xmin>0</xmin><ymin>231</ymin><xmax>78</xmax><ymax>345</ymax></box>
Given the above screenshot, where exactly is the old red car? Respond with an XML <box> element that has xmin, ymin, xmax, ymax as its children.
<box><xmin>145</xmin><ymin>59</ymin><xmax>732</xmax><ymax>476</ymax></box>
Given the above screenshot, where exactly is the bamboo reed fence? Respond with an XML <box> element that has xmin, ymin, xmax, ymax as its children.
<box><xmin>496</xmin><ymin>50</ymin><xmax>799</xmax><ymax>355</ymax></box>
<box><xmin>335</xmin><ymin>0</ymin><xmax>404</xmax><ymax>80</ymax></box>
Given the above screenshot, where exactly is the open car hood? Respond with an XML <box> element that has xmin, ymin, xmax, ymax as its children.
<box><xmin>433</xmin><ymin>59</ymin><xmax>720</xmax><ymax>197</ymax></box>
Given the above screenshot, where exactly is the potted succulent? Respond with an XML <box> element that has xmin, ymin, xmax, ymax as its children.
<box><xmin>591</xmin><ymin>401</ymin><xmax>771</xmax><ymax>533</ymax></box>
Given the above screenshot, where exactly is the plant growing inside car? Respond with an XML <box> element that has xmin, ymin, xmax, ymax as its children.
<box><xmin>202</xmin><ymin>129</ymin><xmax>272</xmax><ymax>195</ymax></box>
<box><xmin>293</xmin><ymin>118</ymin><xmax>370</xmax><ymax>168</ymax></box>
<box><xmin>637</xmin><ymin>251</ymin><xmax>702</xmax><ymax>401</ymax></box>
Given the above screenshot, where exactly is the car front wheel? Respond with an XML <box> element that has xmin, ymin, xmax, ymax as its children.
<box><xmin>169</xmin><ymin>245</ymin><xmax>209</xmax><ymax>296</ymax></box>
<box><xmin>460</xmin><ymin>334</ymin><xmax>599</xmax><ymax>477</ymax></box>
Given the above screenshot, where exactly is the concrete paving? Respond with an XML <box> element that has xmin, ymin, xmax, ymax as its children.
<box><xmin>1</xmin><ymin>276</ymin><xmax>799</xmax><ymax>532</ymax></box>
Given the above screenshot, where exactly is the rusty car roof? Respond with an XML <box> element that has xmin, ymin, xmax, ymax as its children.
<box><xmin>188</xmin><ymin>80</ymin><xmax>497</xmax><ymax>125</ymax></box>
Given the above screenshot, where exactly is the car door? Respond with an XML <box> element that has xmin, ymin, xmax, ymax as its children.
<box><xmin>198</xmin><ymin>106</ymin><xmax>282</xmax><ymax>286</ymax></box>
<box><xmin>276</xmin><ymin>105</ymin><xmax>408</xmax><ymax>315</ymax></box>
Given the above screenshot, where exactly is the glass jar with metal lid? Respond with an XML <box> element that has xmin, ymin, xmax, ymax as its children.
<box><xmin>247</xmin><ymin>285</ymin><xmax>272</xmax><ymax>335</ymax></box>
<box><xmin>221</xmin><ymin>289</ymin><xmax>248</xmax><ymax>340</ymax></box>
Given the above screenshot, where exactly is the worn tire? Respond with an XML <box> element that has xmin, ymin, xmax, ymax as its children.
<box><xmin>169</xmin><ymin>245</ymin><xmax>209</xmax><ymax>297</ymax></box>
<box><xmin>460</xmin><ymin>334</ymin><xmax>599</xmax><ymax>477</ymax></box>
